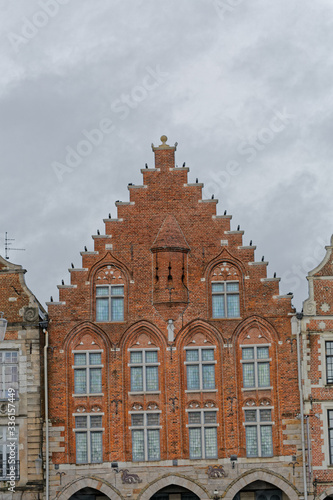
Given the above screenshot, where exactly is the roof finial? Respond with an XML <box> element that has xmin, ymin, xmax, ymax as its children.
<box><xmin>160</xmin><ymin>135</ymin><xmax>168</xmax><ymax>145</ymax></box>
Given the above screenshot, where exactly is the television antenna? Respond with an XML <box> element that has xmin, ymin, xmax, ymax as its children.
<box><xmin>5</xmin><ymin>232</ymin><xmax>25</xmax><ymax>260</ymax></box>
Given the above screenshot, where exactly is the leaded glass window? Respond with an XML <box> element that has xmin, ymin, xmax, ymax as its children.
<box><xmin>96</xmin><ymin>285</ymin><xmax>124</xmax><ymax>322</ymax></box>
<box><xmin>328</xmin><ymin>410</ymin><xmax>333</xmax><ymax>464</ymax></box>
<box><xmin>185</xmin><ymin>348</ymin><xmax>216</xmax><ymax>391</ymax></box>
<box><xmin>73</xmin><ymin>351</ymin><xmax>102</xmax><ymax>394</ymax></box>
<box><xmin>212</xmin><ymin>281</ymin><xmax>240</xmax><ymax>318</ymax></box>
<box><xmin>244</xmin><ymin>408</ymin><xmax>273</xmax><ymax>457</ymax></box>
<box><xmin>326</xmin><ymin>342</ymin><xmax>333</xmax><ymax>384</ymax></box>
<box><xmin>74</xmin><ymin>415</ymin><xmax>103</xmax><ymax>464</ymax></box>
<box><xmin>130</xmin><ymin>412</ymin><xmax>161</xmax><ymax>461</ymax></box>
<box><xmin>188</xmin><ymin>409</ymin><xmax>218</xmax><ymax>459</ymax></box>
<box><xmin>129</xmin><ymin>350</ymin><xmax>159</xmax><ymax>393</ymax></box>
<box><xmin>241</xmin><ymin>346</ymin><xmax>270</xmax><ymax>388</ymax></box>
<box><xmin>0</xmin><ymin>351</ymin><xmax>18</xmax><ymax>400</ymax></box>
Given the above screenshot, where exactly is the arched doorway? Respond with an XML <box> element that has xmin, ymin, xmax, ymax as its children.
<box><xmin>151</xmin><ymin>485</ymin><xmax>200</xmax><ymax>500</ymax></box>
<box><xmin>233</xmin><ymin>480</ymin><xmax>288</xmax><ymax>500</ymax></box>
<box><xmin>68</xmin><ymin>487</ymin><xmax>111</xmax><ymax>500</ymax></box>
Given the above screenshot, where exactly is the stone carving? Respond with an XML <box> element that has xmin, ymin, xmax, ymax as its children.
<box><xmin>23</xmin><ymin>306</ymin><xmax>39</xmax><ymax>322</ymax></box>
<box><xmin>207</xmin><ymin>465</ymin><xmax>226</xmax><ymax>478</ymax></box>
<box><xmin>303</xmin><ymin>300</ymin><xmax>316</xmax><ymax>316</ymax></box>
<box><xmin>121</xmin><ymin>469</ymin><xmax>142</xmax><ymax>484</ymax></box>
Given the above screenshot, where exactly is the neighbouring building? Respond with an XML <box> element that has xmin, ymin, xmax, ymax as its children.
<box><xmin>299</xmin><ymin>236</ymin><xmax>333</xmax><ymax>500</ymax></box>
<box><xmin>0</xmin><ymin>254</ymin><xmax>46</xmax><ymax>499</ymax></box>
<box><xmin>46</xmin><ymin>136</ymin><xmax>305</xmax><ymax>500</ymax></box>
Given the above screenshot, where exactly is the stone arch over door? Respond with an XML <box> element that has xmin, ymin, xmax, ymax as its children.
<box><xmin>318</xmin><ymin>488</ymin><xmax>333</xmax><ymax>500</ymax></box>
<box><xmin>138</xmin><ymin>474</ymin><xmax>210</xmax><ymax>500</ymax></box>
<box><xmin>55</xmin><ymin>476</ymin><xmax>123</xmax><ymax>500</ymax></box>
<box><xmin>223</xmin><ymin>470</ymin><xmax>300</xmax><ymax>500</ymax></box>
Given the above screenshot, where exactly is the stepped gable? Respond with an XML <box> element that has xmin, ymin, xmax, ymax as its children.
<box><xmin>151</xmin><ymin>215</ymin><xmax>190</xmax><ymax>252</ymax></box>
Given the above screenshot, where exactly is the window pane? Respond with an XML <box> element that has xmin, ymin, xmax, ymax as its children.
<box><xmin>131</xmin><ymin>414</ymin><xmax>144</xmax><ymax>426</ymax></box>
<box><xmin>327</xmin><ymin>342</ymin><xmax>333</xmax><ymax>355</ymax></box>
<box><xmin>147</xmin><ymin>413</ymin><xmax>160</xmax><ymax>426</ymax></box>
<box><xmin>242</xmin><ymin>347</ymin><xmax>254</xmax><ymax>360</ymax></box>
<box><xmin>96</xmin><ymin>298</ymin><xmax>109</xmax><ymax>321</ymax></box>
<box><xmin>74</xmin><ymin>369</ymin><xmax>86</xmax><ymax>394</ymax></box>
<box><xmin>257</xmin><ymin>347</ymin><xmax>269</xmax><ymax>359</ymax></box>
<box><xmin>260</xmin><ymin>425</ymin><xmax>273</xmax><ymax>456</ymax></box>
<box><xmin>90</xmin><ymin>368</ymin><xmax>102</xmax><ymax>393</ymax></box>
<box><xmin>202</xmin><ymin>364</ymin><xmax>215</xmax><ymax>389</ymax></box>
<box><xmin>89</xmin><ymin>353</ymin><xmax>101</xmax><ymax>365</ymax></box>
<box><xmin>76</xmin><ymin>433</ymin><xmax>87</xmax><ymax>463</ymax></box>
<box><xmin>327</xmin><ymin>357</ymin><xmax>333</xmax><ymax>384</ymax></box>
<box><xmin>187</xmin><ymin>365</ymin><xmax>200</xmax><ymax>390</ymax></box>
<box><xmin>145</xmin><ymin>351</ymin><xmax>158</xmax><ymax>363</ymax></box>
<box><xmin>329</xmin><ymin>410</ymin><xmax>333</xmax><ymax>428</ymax></box>
<box><xmin>74</xmin><ymin>353</ymin><xmax>86</xmax><ymax>366</ymax></box>
<box><xmin>111</xmin><ymin>285</ymin><xmax>124</xmax><ymax>296</ymax></box>
<box><xmin>260</xmin><ymin>410</ymin><xmax>272</xmax><ymax>422</ymax></box>
<box><xmin>90</xmin><ymin>416</ymin><xmax>102</xmax><ymax>428</ymax></box>
<box><xmin>132</xmin><ymin>430</ymin><xmax>144</xmax><ymax>461</ymax></box>
<box><xmin>96</xmin><ymin>286</ymin><xmax>109</xmax><ymax>296</ymax></box>
<box><xmin>147</xmin><ymin>429</ymin><xmax>160</xmax><ymax>460</ymax></box>
<box><xmin>130</xmin><ymin>351</ymin><xmax>142</xmax><ymax>363</ymax></box>
<box><xmin>75</xmin><ymin>416</ymin><xmax>87</xmax><ymax>428</ymax></box>
<box><xmin>246</xmin><ymin>426</ymin><xmax>258</xmax><ymax>457</ymax></box>
<box><xmin>226</xmin><ymin>282</ymin><xmax>239</xmax><ymax>291</ymax></box>
<box><xmin>245</xmin><ymin>410</ymin><xmax>257</xmax><ymax>422</ymax></box>
<box><xmin>131</xmin><ymin>367</ymin><xmax>143</xmax><ymax>391</ymax></box>
<box><xmin>204</xmin><ymin>411</ymin><xmax>217</xmax><ymax>424</ymax></box>
<box><xmin>186</xmin><ymin>350</ymin><xmax>199</xmax><ymax>362</ymax></box>
<box><xmin>227</xmin><ymin>294</ymin><xmax>240</xmax><ymax>317</ymax></box>
<box><xmin>146</xmin><ymin>366</ymin><xmax>158</xmax><ymax>391</ymax></box>
<box><xmin>205</xmin><ymin>427</ymin><xmax>218</xmax><ymax>458</ymax></box>
<box><xmin>189</xmin><ymin>428</ymin><xmax>202</xmax><ymax>459</ymax></box>
<box><xmin>202</xmin><ymin>349</ymin><xmax>214</xmax><ymax>361</ymax></box>
<box><xmin>243</xmin><ymin>363</ymin><xmax>255</xmax><ymax>387</ymax></box>
<box><xmin>188</xmin><ymin>412</ymin><xmax>201</xmax><ymax>424</ymax></box>
<box><xmin>212</xmin><ymin>294</ymin><xmax>225</xmax><ymax>318</ymax></box>
<box><xmin>111</xmin><ymin>297</ymin><xmax>124</xmax><ymax>321</ymax></box>
<box><xmin>212</xmin><ymin>283</ymin><xmax>224</xmax><ymax>292</ymax></box>
<box><xmin>91</xmin><ymin>432</ymin><xmax>103</xmax><ymax>462</ymax></box>
<box><xmin>258</xmin><ymin>363</ymin><xmax>270</xmax><ymax>387</ymax></box>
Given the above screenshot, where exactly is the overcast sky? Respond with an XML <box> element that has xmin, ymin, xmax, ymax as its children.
<box><xmin>1</xmin><ymin>0</ymin><xmax>332</xmax><ymax>311</ymax></box>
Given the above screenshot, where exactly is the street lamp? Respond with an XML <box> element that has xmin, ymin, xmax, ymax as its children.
<box><xmin>0</xmin><ymin>312</ymin><xmax>7</xmax><ymax>341</ymax></box>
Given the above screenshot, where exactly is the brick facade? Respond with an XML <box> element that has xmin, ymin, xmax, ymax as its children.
<box><xmin>300</xmin><ymin>236</ymin><xmax>333</xmax><ymax>500</ymax></box>
<box><xmin>43</xmin><ymin>137</ymin><xmax>305</xmax><ymax>500</ymax></box>
<box><xmin>0</xmin><ymin>255</ymin><xmax>46</xmax><ymax>499</ymax></box>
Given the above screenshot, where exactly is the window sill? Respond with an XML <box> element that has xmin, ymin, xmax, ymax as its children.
<box><xmin>95</xmin><ymin>321</ymin><xmax>126</xmax><ymax>324</ymax></box>
<box><xmin>241</xmin><ymin>387</ymin><xmax>273</xmax><ymax>392</ymax></box>
<box><xmin>72</xmin><ymin>393</ymin><xmax>104</xmax><ymax>397</ymax></box>
<box><xmin>129</xmin><ymin>391</ymin><xmax>161</xmax><ymax>395</ymax></box>
<box><xmin>210</xmin><ymin>317</ymin><xmax>241</xmax><ymax>321</ymax></box>
<box><xmin>185</xmin><ymin>389</ymin><xmax>218</xmax><ymax>393</ymax></box>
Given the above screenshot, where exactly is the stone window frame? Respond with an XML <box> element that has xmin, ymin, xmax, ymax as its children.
<box><xmin>129</xmin><ymin>410</ymin><xmax>162</xmax><ymax>462</ymax></box>
<box><xmin>184</xmin><ymin>346</ymin><xmax>217</xmax><ymax>393</ymax></box>
<box><xmin>128</xmin><ymin>348</ymin><xmax>161</xmax><ymax>395</ymax></box>
<box><xmin>0</xmin><ymin>350</ymin><xmax>19</xmax><ymax>401</ymax></box>
<box><xmin>318</xmin><ymin>402</ymin><xmax>333</xmax><ymax>467</ymax></box>
<box><xmin>240</xmin><ymin>344</ymin><xmax>272</xmax><ymax>391</ymax></box>
<box><xmin>242</xmin><ymin>406</ymin><xmax>274</xmax><ymax>457</ymax></box>
<box><xmin>186</xmin><ymin>408</ymin><xmax>219</xmax><ymax>460</ymax></box>
<box><xmin>95</xmin><ymin>284</ymin><xmax>125</xmax><ymax>322</ymax></box>
<box><xmin>73</xmin><ymin>413</ymin><xmax>104</xmax><ymax>464</ymax></box>
<box><xmin>72</xmin><ymin>350</ymin><xmax>104</xmax><ymax>397</ymax></box>
<box><xmin>211</xmin><ymin>280</ymin><xmax>240</xmax><ymax>319</ymax></box>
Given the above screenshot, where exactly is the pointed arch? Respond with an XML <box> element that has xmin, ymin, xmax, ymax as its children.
<box><xmin>62</xmin><ymin>321</ymin><xmax>113</xmax><ymax>351</ymax></box>
<box><xmin>222</xmin><ymin>468</ymin><xmax>300</xmax><ymax>500</ymax></box>
<box><xmin>232</xmin><ymin>315</ymin><xmax>280</xmax><ymax>344</ymax></box>
<box><xmin>137</xmin><ymin>474</ymin><xmax>210</xmax><ymax>500</ymax></box>
<box><xmin>204</xmin><ymin>247</ymin><xmax>247</xmax><ymax>279</ymax></box>
<box><xmin>176</xmin><ymin>319</ymin><xmax>225</xmax><ymax>348</ymax></box>
<box><xmin>88</xmin><ymin>251</ymin><xmax>132</xmax><ymax>283</ymax></box>
<box><xmin>55</xmin><ymin>475</ymin><xmax>123</xmax><ymax>500</ymax></box>
<box><xmin>119</xmin><ymin>320</ymin><xmax>167</xmax><ymax>350</ymax></box>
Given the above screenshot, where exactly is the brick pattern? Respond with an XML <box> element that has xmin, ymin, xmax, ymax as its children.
<box><xmin>47</xmin><ymin>139</ymin><xmax>304</xmax><ymax>499</ymax></box>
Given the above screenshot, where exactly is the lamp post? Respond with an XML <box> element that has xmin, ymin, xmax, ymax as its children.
<box><xmin>0</xmin><ymin>312</ymin><xmax>7</xmax><ymax>341</ymax></box>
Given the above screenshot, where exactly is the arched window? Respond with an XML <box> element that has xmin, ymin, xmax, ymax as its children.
<box><xmin>211</xmin><ymin>263</ymin><xmax>241</xmax><ymax>318</ymax></box>
<box><xmin>95</xmin><ymin>265</ymin><xmax>125</xmax><ymax>322</ymax></box>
